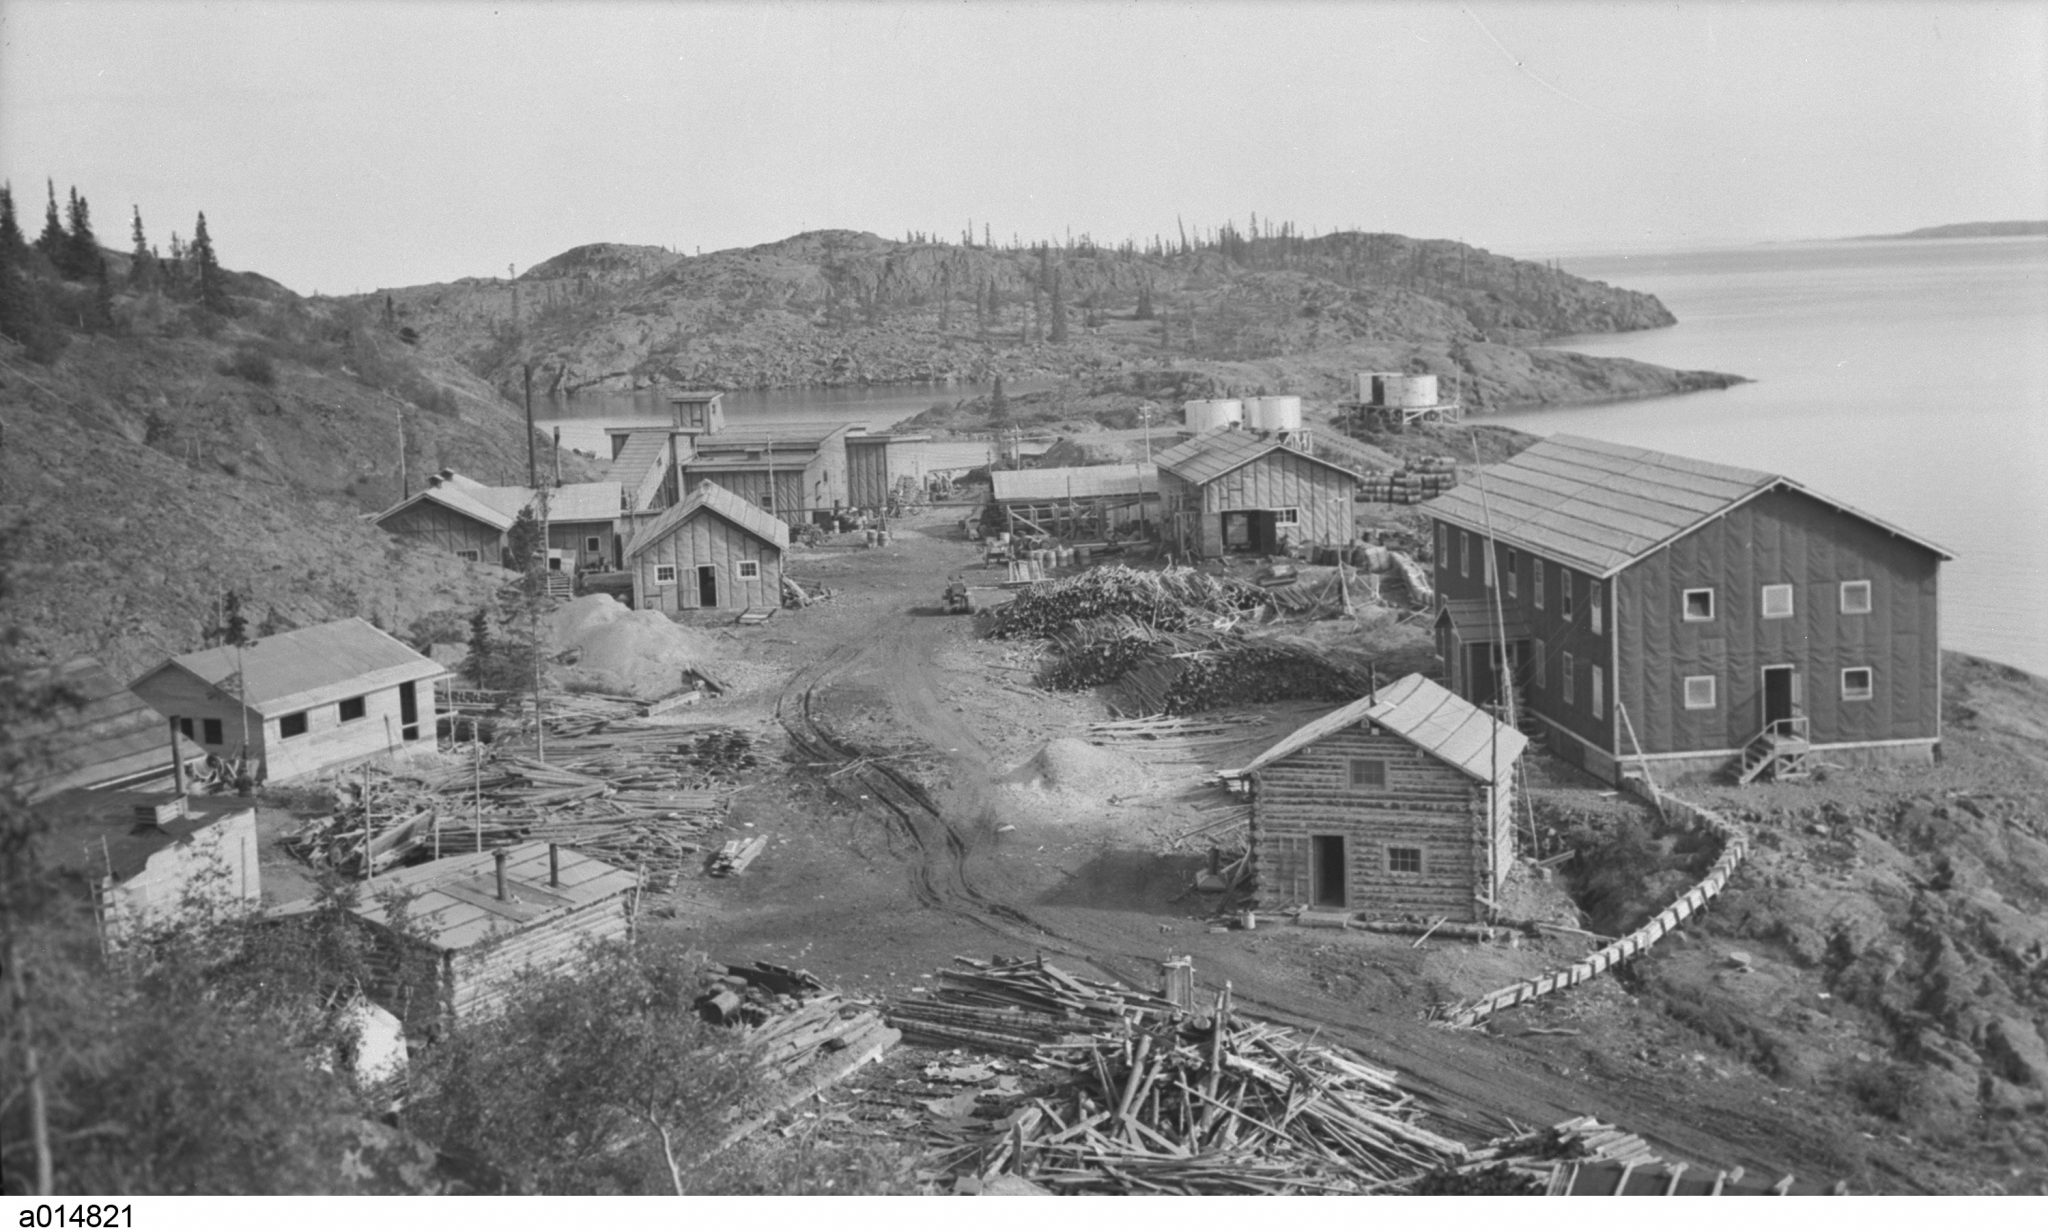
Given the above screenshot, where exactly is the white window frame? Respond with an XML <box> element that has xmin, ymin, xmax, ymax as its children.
<box><xmin>737</xmin><ymin>560</ymin><xmax>761</xmax><ymax>580</ymax></box>
<box><xmin>1506</xmin><ymin>550</ymin><xmax>1518</xmax><ymax>598</ymax></box>
<box><xmin>455</xmin><ymin>549</ymin><xmax>481</xmax><ymax>563</ymax></box>
<box><xmin>1385</xmin><ymin>845</ymin><xmax>1424</xmax><ymax>875</ymax></box>
<box><xmin>1840</xmin><ymin>580</ymin><xmax>1872</xmax><ymax>614</ymax></box>
<box><xmin>1684</xmin><ymin>675</ymin><xmax>1716</xmax><ymax>710</ymax></box>
<box><xmin>1762</xmin><ymin>584</ymin><xmax>1795</xmax><ymax>619</ymax></box>
<box><xmin>1683</xmin><ymin>588</ymin><xmax>1715</xmax><ymax>622</ymax></box>
<box><xmin>1533</xmin><ymin>638</ymin><xmax>1547</xmax><ymax>689</ymax></box>
<box><xmin>655</xmin><ymin>564</ymin><xmax>677</xmax><ymax>584</ymax></box>
<box><xmin>1562</xmin><ymin>652</ymin><xmax>1576</xmax><ymax>705</ymax></box>
<box><xmin>1533</xmin><ymin>558</ymin><xmax>1545</xmax><ymax>610</ymax></box>
<box><xmin>1590</xmin><ymin>665</ymin><xmax>1605</xmax><ymax>719</ymax></box>
<box><xmin>1561</xmin><ymin>570</ymin><xmax>1574</xmax><ymax>620</ymax></box>
<box><xmin>1842</xmin><ymin>667</ymin><xmax>1874</xmax><ymax>701</ymax></box>
<box><xmin>1590</xmin><ymin>580</ymin><xmax>1603</xmax><ymax>635</ymax></box>
<box><xmin>1273</xmin><ymin>507</ymin><xmax>1300</xmax><ymax>527</ymax></box>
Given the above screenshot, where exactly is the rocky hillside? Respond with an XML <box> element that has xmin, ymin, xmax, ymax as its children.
<box><xmin>367</xmin><ymin>229</ymin><xmax>1742</xmax><ymax>413</ymax></box>
<box><xmin>0</xmin><ymin>253</ymin><xmax>592</xmax><ymax>676</ymax></box>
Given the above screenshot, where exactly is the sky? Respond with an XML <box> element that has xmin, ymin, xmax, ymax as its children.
<box><xmin>2</xmin><ymin>0</ymin><xmax>2043</xmax><ymax>295</ymax></box>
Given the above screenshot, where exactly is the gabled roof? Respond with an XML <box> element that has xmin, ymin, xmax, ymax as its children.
<box><xmin>698</xmin><ymin>422</ymin><xmax>859</xmax><ymax>450</ymax></box>
<box><xmin>18</xmin><ymin>658</ymin><xmax>177</xmax><ymax>799</ymax></box>
<box><xmin>345</xmin><ymin>841</ymin><xmax>639</xmax><ymax>951</ymax></box>
<box><xmin>1226</xmin><ymin>673</ymin><xmax>1525</xmax><ymax>785</ymax></box>
<box><xmin>378</xmin><ymin>481</ymin><xmax>623</xmax><ymax>528</ymax></box>
<box><xmin>374</xmin><ymin>483</ymin><xmax>520</xmax><ymax>533</ymax></box>
<box><xmin>604</xmin><ymin>430</ymin><xmax>673</xmax><ymax>490</ymax></box>
<box><xmin>1154</xmin><ymin>427</ymin><xmax>1362</xmax><ymax>487</ymax></box>
<box><xmin>1435</xmin><ymin>598</ymin><xmax>1534</xmax><ymax>646</ymax></box>
<box><xmin>626</xmin><ymin>480</ymin><xmax>790</xmax><ymax>557</ymax></box>
<box><xmin>1423</xmin><ymin>435</ymin><xmax>1952</xmax><ymax>578</ymax></box>
<box><xmin>992</xmin><ymin>464</ymin><xmax>1158</xmax><ymax>503</ymax></box>
<box><xmin>129</xmin><ymin>618</ymin><xmax>447</xmax><ymax>717</ymax></box>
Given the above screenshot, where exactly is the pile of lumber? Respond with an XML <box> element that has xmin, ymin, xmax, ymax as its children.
<box><xmin>1036</xmin><ymin>617</ymin><xmax>1214</xmax><ymax>692</ymax></box>
<box><xmin>708</xmin><ymin>834</ymin><xmax>768</xmax><ymax>877</ymax></box>
<box><xmin>924</xmin><ymin>969</ymin><xmax>1470</xmax><ymax>1194</ymax></box>
<box><xmin>886</xmin><ymin>956</ymin><xmax>1181</xmax><ymax>1057</ymax></box>
<box><xmin>986</xmin><ymin>565</ymin><xmax>1261</xmax><ymax>640</ymax></box>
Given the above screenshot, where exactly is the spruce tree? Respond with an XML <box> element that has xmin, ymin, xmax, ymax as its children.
<box><xmin>129</xmin><ymin>206</ymin><xmax>156</xmax><ymax>290</ymax></box>
<box><xmin>34</xmin><ymin>180</ymin><xmax>65</xmax><ymax>265</ymax></box>
<box><xmin>63</xmin><ymin>187</ymin><xmax>99</xmax><ymax>280</ymax></box>
<box><xmin>190</xmin><ymin>211</ymin><xmax>229</xmax><ymax>314</ymax></box>
<box><xmin>0</xmin><ymin>186</ymin><xmax>59</xmax><ymax>360</ymax></box>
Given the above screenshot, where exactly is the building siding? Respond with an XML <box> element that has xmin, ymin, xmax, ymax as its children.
<box><xmin>101</xmin><ymin>809</ymin><xmax>261</xmax><ymax>948</ymax></box>
<box><xmin>1194</xmin><ymin>451</ymin><xmax>1356</xmax><ymax>556</ymax></box>
<box><xmin>377</xmin><ymin>500</ymin><xmax>503</xmax><ymax>561</ymax></box>
<box><xmin>847</xmin><ymin>438</ymin><xmax>891</xmax><ymax>508</ymax></box>
<box><xmin>631</xmin><ymin>510</ymin><xmax>784</xmax><ymax>611</ymax></box>
<box><xmin>131</xmin><ymin>670</ymin><xmax>440</xmax><ymax>783</ymax></box>
<box><xmin>546</xmin><ymin>518</ymin><xmax>619</xmax><ymax>571</ymax></box>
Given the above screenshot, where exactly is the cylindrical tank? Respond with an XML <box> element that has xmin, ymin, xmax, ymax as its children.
<box><xmin>1243</xmin><ymin>397</ymin><xmax>1269</xmax><ymax>431</ymax></box>
<box><xmin>1398</xmin><ymin>375</ymin><xmax>1439</xmax><ymax>408</ymax></box>
<box><xmin>1211</xmin><ymin>398</ymin><xmax>1244</xmax><ymax>428</ymax></box>
<box><xmin>1183</xmin><ymin>399</ymin><xmax>1214</xmax><ymax>431</ymax></box>
<box><xmin>1265</xmin><ymin>395</ymin><xmax>1302</xmax><ymax>432</ymax></box>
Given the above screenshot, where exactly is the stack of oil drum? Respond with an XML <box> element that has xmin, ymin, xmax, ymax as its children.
<box><xmin>1357</xmin><ymin>456</ymin><xmax>1459</xmax><ymax>504</ymax></box>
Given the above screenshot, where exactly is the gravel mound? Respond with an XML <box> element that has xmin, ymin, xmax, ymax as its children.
<box><xmin>1002</xmin><ymin>738</ymin><xmax>1150</xmax><ymax>803</ymax></box>
<box><xmin>550</xmin><ymin>594</ymin><xmax>719</xmax><ymax>699</ymax></box>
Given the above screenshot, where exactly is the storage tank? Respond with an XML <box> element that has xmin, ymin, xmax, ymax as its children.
<box><xmin>1211</xmin><ymin>398</ymin><xmax>1244</xmax><ymax>428</ymax></box>
<box><xmin>1183</xmin><ymin>399</ymin><xmax>1214</xmax><ymax>431</ymax></box>
<box><xmin>1359</xmin><ymin>372</ymin><xmax>1398</xmax><ymax>403</ymax></box>
<box><xmin>1244</xmin><ymin>397</ymin><xmax>1271</xmax><ymax>431</ymax></box>
<box><xmin>1399</xmin><ymin>374</ymin><xmax>1439</xmax><ymax>408</ymax></box>
<box><xmin>1265</xmin><ymin>395</ymin><xmax>1303</xmax><ymax>432</ymax></box>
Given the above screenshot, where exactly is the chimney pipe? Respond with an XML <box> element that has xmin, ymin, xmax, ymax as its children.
<box><xmin>548</xmin><ymin>842</ymin><xmax>560</xmax><ymax>887</ymax></box>
<box><xmin>493</xmin><ymin>849</ymin><xmax>509</xmax><ymax>902</ymax></box>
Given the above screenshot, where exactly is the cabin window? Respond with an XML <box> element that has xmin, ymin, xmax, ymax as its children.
<box><xmin>1761</xmin><ymin>584</ymin><xmax>1795</xmax><ymax>619</ymax></box>
<box><xmin>1684</xmin><ymin>676</ymin><xmax>1717</xmax><ymax>709</ymax></box>
<box><xmin>1347</xmin><ymin>758</ymin><xmax>1388</xmax><ymax>790</ymax></box>
<box><xmin>1590</xmin><ymin>666</ymin><xmax>1605</xmax><ymax>718</ymax></box>
<box><xmin>1842</xmin><ymin>667</ymin><xmax>1874</xmax><ymax>701</ymax></box>
<box><xmin>1561</xmin><ymin>570</ymin><xmax>1575</xmax><ymax>619</ymax></box>
<box><xmin>1683</xmin><ymin>588</ymin><xmax>1715</xmax><ymax>622</ymax></box>
<box><xmin>1533</xmin><ymin>638</ymin><xmax>1547</xmax><ymax>689</ymax></box>
<box><xmin>1562</xmin><ymin>652</ymin><xmax>1576</xmax><ymax>705</ymax></box>
<box><xmin>1461</xmin><ymin>531</ymin><xmax>1471</xmax><ymax>578</ymax></box>
<box><xmin>655</xmin><ymin>565</ymin><xmax>677</xmax><ymax>584</ymax></box>
<box><xmin>1533</xmin><ymin>558</ymin><xmax>1545</xmax><ymax>610</ymax></box>
<box><xmin>737</xmin><ymin>560</ymin><xmax>761</xmax><ymax>580</ymax></box>
<box><xmin>1273</xmin><ymin>507</ymin><xmax>1300</xmax><ymax>527</ymax></box>
<box><xmin>279</xmin><ymin>711</ymin><xmax>309</xmax><ymax>739</ymax></box>
<box><xmin>1589</xmin><ymin>581</ymin><xmax>1603</xmax><ymax>635</ymax></box>
<box><xmin>1386</xmin><ymin>846</ymin><xmax>1423</xmax><ymax>875</ymax></box>
<box><xmin>203</xmin><ymin>718</ymin><xmax>223</xmax><ymax>745</ymax></box>
<box><xmin>1506</xmin><ymin>550</ymin><xmax>1518</xmax><ymax>598</ymax></box>
<box><xmin>338</xmin><ymin>696</ymin><xmax>366</xmax><ymax>723</ymax></box>
<box><xmin>455</xmin><ymin>549</ymin><xmax>481</xmax><ymax>563</ymax></box>
<box><xmin>178</xmin><ymin>717</ymin><xmax>194</xmax><ymax>739</ymax></box>
<box><xmin>585</xmin><ymin>536</ymin><xmax>601</xmax><ymax>554</ymax></box>
<box><xmin>1841</xmin><ymin>580</ymin><xmax>1872</xmax><ymax>614</ymax></box>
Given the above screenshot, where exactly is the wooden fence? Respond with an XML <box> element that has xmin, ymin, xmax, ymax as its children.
<box><xmin>1434</xmin><ymin>788</ymin><xmax>1747</xmax><ymax>1029</ymax></box>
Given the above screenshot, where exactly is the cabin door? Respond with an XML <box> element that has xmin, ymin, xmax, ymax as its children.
<box><xmin>696</xmin><ymin>566</ymin><xmax>718</xmax><ymax>608</ymax></box>
<box><xmin>1762</xmin><ymin>665</ymin><xmax>1802</xmax><ymax>731</ymax></box>
<box><xmin>398</xmin><ymin>681</ymin><xmax>419</xmax><ymax>742</ymax></box>
<box><xmin>1466</xmin><ymin>643</ymin><xmax>1502</xmax><ymax>708</ymax></box>
<box><xmin>1310</xmin><ymin>836</ymin><xmax>1347</xmax><ymax>909</ymax></box>
<box><xmin>1221</xmin><ymin>511</ymin><xmax>1256</xmax><ymax>552</ymax></box>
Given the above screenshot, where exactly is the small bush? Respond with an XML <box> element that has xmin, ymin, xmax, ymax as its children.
<box><xmin>222</xmin><ymin>346</ymin><xmax>277</xmax><ymax>387</ymax></box>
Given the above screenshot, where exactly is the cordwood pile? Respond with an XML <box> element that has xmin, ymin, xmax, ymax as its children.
<box><xmin>552</xmin><ymin>594</ymin><xmax>720</xmax><ymax>700</ymax></box>
<box><xmin>985</xmin><ymin>566</ymin><xmax>1265</xmax><ymax>639</ymax></box>
<box><xmin>893</xmin><ymin>958</ymin><xmax>1470</xmax><ymax>1193</ymax></box>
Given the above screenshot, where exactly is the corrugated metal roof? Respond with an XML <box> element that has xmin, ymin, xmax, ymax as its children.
<box><xmin>604</xmin><ymin>431</ymin><xmax>672</xmax><ymax>491</ymax></box>
<box><xmin>625</xmin><ymin>479</ymin><xmax>790</xmax><ymax>557</ymax></box>
<box><xmin>1228</xmin><ymin>673</ymin><xmax>1524</xmax><ymax>785</ymax></box>
<box><xmin>991</xmin><ymin>465</ymin><xmax>1158</xmax><ymax>503</ymax></box>
<box><xmin>19</xmin><ymin>658</ymin><xmax>176</xmax><ymax>799</ymax></box>
<box><xmin>130</xmin><ymin>617</ymin><xmax>447</xmax><ymax>717</ymax></box>
<box><xmin>1435</xmin><ymin>598</ymin><xmax>1534</xmax><ymax>645</ymax></box>
<box><xmin>1423</xmin><ymin>434</ymin><xmax>1951</xmax><ymax>577</ymax></box>
<box><xmin>374</xmin><ymin>484</ymin><xmax>519</xmax><ymax>532</ymax></box>
<box><xmin>347</xmin><ymin>842</ymin><xmax>639</xmax><ymax>952</ymax></box>
<box><xmin>535</xmin><ymin>482</ymin><xmax>623</xmax><ymax>523</ymax></box>
<box><xmin>1154</xmin><ymin>427</ymin><xmax>1362</xmax><ymax>487</ymax></box>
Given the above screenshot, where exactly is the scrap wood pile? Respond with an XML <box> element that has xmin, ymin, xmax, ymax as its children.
<box><xmin>1035</xmin><ymin>617</ymin><xmax>1215</xmax><ymax>691</ymax></box>
<box><xmin>986</xmin><ymin>565</ymin><xmax>1263</xmax><ymax>640</ymax></box>
<box><xmin>781</xmin><ymin>576</ymin><xmax>837</xmax><ymax>608</ymax></box>
<box><xmin>886</xmin><ymin>956</ymin><xmax>1181</xmax><ymax>1058</ymax></box>
<box><xmin>1093</xmin><ymin>633</ymin><xmax>1375</xmax><ymax>717</ymax></box>
<box><xmin>912</xmin><ymin>962</ymin><xmax>1470</xmax><ymax>1194</ymax></box>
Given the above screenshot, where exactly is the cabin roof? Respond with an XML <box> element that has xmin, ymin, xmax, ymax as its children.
<box><xmin>39</xmin><ymin>790</ymin><xmax>255</xmax><ymax>884</ymax></box>
<box><xmin>342</xmin><ymin>842</ymin><xmax>639</xmax><ymax>952</ymax></box>
<box><xmin>535</xmin><ymin>481</ymin><xmax>624</xmax><ymax>523</ymax></box>
<box><xmin>992</xmin><ymin>464</ymin><xmax>1158</xmax><ymax>502</ymax></box>
<box><xmin>1154</xmin><ymin>427</ymin><xmax>1362</xmax><ymax>487</ymax></box>
<box><xmin>1227</xmin><ymin>673</ymin><xmax>1525</xmax><ymax>785</ymax></box>
<box><xmin>1423</xmin><ymin>434</ymin><xmax>1952</xmax><ymax>577</ymax></box>
<box><xmin>1435</xmin><ymin>598</ymin><xmax>1535</xmax><ymax>645</ymax></box>
<box><xmin>696</xmin><ymin>422</ymin><xmax>859</xmax><ymax>450</ymax></box>
<box><xmin>668</xmin><ymin>390</ymin><xmax>723</xmax><ymax>403</ymax></box>
<box><xmin>374</xmin><ymin>483</ymin><xmax>521</xmax><ymax>532</ymax></box>
<box><xmin>129</xmin><ymin>617</ymin><xmax>447</xmax><ymax>717</ymax></box>
<box><xmin>625</xmin><ymin>479</ymin><xmax>790</xmax><ymax>556</ymax></box>
<box><xmin>603</xmin><ymin>430</ymin><xmax>673</xmax><ymax>488</ymax></box>
<box><xmin>18</xmin><ymin>657</ymin><xmax>177</xmax><ymax>799</ymax></box>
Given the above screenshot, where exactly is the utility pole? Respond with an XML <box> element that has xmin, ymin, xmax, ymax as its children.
<box><xmin>397</xmin><ymin>405</ymin><xmax>408</xmax><ymax>500</ymax></box>
<box><xmin>524</xmin><ymin>363</ymin><xmax>537</xmax><ymax>489</ymax></box>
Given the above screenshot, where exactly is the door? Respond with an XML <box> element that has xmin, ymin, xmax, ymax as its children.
<box><xmin>398</xmin><ymin>681</ymin><xmax>420</xmax><ymax>742</ymax></box>
<box><xmin>1311</xmin><ymin>835</ymin><xmax>1347</xmax><ymax>909</ymax></box>
<box><xmin>1467</xmin><ymin>643</ymin><xmax>1501</xmax><ymax>707</ymax></box>
<box><xmin>696</xmin><ymin>565</ymin><xmax>718</xmax><ymax>608</ymax></box>
<box><xmin>1762</xmin><ymin>665</ymin><xmax>1801</xmax><ymax>730</ymax></box>
<box><xmin>1222</xmin><ymin>511</ymin><xmax>1254</xmax><ymax>551</ymax></box>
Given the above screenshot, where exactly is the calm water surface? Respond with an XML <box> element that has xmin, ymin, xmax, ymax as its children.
<box><xmin>1516</xmin><ymin>236</ymin><xmax>2048</xmax><ymax>676</ymax></box>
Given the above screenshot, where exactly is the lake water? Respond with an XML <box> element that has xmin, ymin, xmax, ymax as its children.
<box><xmin>1512</xmin><ymin>236</ymin><xmax>2048</xmax><ymax>677</ymax></box>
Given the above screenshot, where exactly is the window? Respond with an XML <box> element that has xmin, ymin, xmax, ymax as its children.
<box><xmin>455</xmin><ymin>549</ymin><xmax>480</xmax><ymax>563</ymax></box>
<box><xmin>178</xmin><ymin>717</ymin><xmax>194</xmax><ymax>739</ymax></box>
<box><xmin>1436</xmin><ymin>523</ymin><xmax>1447</xmax><ymax>565</ymax></box>
<box><xmin>655</xmin><ymin>564</ymin><xmax>677</xmax><ymax>584</ymax></box>
<box><xmin>1589</xmin><ymin>580</ymin><xmax>1603</xmax><ymax>635</ymax></box>
<box><xmin>1561</xmin><ymin>570</ymin><xmax>1575</xmax><ymax>619</ymax></box>
<box><xmin>338</xmin><ymin>696</ymin><xmax>366</xmax><ymax>723</ymax></box>
<box><xmin>1841</xmin><ymin>580</ymin><xmax>1872</xmax><ymax>614</ymax></box>
<box><xmin>1533</xmin><ymin>559</ymin><xmax>1545</xmax><ymax>610</ymax></box>
<box><xmin>1506</xmin><ymin>550</ymin><xmax>1518</xmax><ymax>598</ymax></box>
<box><xmin>737</xmin><ymin>560</ymin><xmax>761</xmax><ymax>580</ymax></box>
<box><xmin>1347</xmin><ymin>758</ymin><xmax>1388</xmax><ymax>790</ymax></box>
<box><xmin>1483</xmin><ymin>545</ymin><xmax>1496</xmax><ymax>589</ymax></box>
<box><xmin>1590</xmin><ymin>666</ymin><xmax>1605</xmax><ymax>718</ymax></box>
<box><xmin>1683</xmin><ymin>588</ymin><xmax>1715</xmax><ymax>622</ymax></box>
<box><xmin>1762</xmin><ymin>584</ymin><xmax>1794</xmax><ymax>619</ymax></box>
<box><xmin>1273</xmin><ymin>507</ymin><xmax>1299</xmax><ymax>526</ymax></box>
<box><xmin>1684</xmin><ymin>676</ymin><xmax>1717</xmax><ymax>709</ymax></box>
<box><xmin>1461</xmin><ymin>531</ymin><xmax>1472</xmax><ymax>578</ymax></box>
<box><xmin>1533</xmin><ymin>638</ymin><xmax>1547</xmax><ymax>689</ymax></box>
<box><xmin>279</xmin><ymin>711</ymin><xmax>309</xmax><ymax>739</ymax></box>
<box><xmin>1387</xmin><ymin>847</ymin><xmax>1423</xmax><ymax>875</ymax></box>
<box><xmin>1842</xmin><ymin>667</ymin><xmax>1874</xmax><ymax>701</ymax></box>
<box><xmin>203</xmin><ymin>718</ymin><xmax>223</xmax><ymax>745</ymax></box>
<box><xmin>1562</xmin><ymin>652</ymin><xmax>1576</xmax><ymax>705</ymax></box>
<box><xmin>585</xmin><ymin>536</ymin><xmax>601</xmax><ymax>554</ymax></box>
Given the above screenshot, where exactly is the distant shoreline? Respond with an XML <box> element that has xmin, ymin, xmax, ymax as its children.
<box><xmin>1852</xmin><ymin>220</ymin><xmax>2048</xmax><ymax>241</ymax></box>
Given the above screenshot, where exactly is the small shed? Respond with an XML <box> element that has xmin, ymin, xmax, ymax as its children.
<box><xmin>991</xmin><ymin>464</ymin><xmax>1159</xmax><ymax>540</ymax></box>
<box><xmin>1226</xmin><ymin>673</ymin><xmax>1526</xmax><ymax>922</ymax></box>
<box><xmin>372</xmin><ymin>473</ymin><xmax>527</xmax><ymax>563</ymax></box>
<box><xmin>625</xmin><ymin>480</ymin><xmax>789</xmax><ymax>612</ymax></box>
<box><xmin>41</xmin><ymin>790</ymin><xmax>262</xmax><ymax>948</ymax></box>
<box><xmin>1154</xmin><ymin>427</ymin><xmax>1360</xmax><ymax>558</ymax></box>
<box><xmin>537</xmin><ymin>481</ymin><xmax>626</xmax><ymax>572</ymax></box>
<box><xmin>348</xmin><ymin>842</ymin><xmax>639</xmax><ymax>1026</ymax></box>
<box><xmin>128</xmin><ymin>617</ymin><xmax>448</xmax><ymax>784</ymax></box>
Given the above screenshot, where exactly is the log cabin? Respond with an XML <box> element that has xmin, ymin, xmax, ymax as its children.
<box><xmin>1226</xmin><ymin>673</ymin><xmax>1526</xmax><ymax>922</ymax></box>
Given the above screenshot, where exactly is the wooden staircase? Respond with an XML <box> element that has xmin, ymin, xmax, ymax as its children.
<box><xmin>1735</xmin><ymin>717</ymin><xmax>1812</xmax><ymax>785</ymax></box>
<box><xmin>544</xmin><ymin>572</ymin><xmax>573</xmax><ymax>600</ymax></box>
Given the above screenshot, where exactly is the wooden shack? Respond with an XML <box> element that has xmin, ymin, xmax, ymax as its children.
<box><xmin>991</xmin><ymin>464</ymin><xmax>1159</xmax><ymax>540</ymax></box>
<box><xmin>128</xmin><ymin>617</ymin><xmax>448</xmax><ymax>784</ymax></box>
<box><xmin>1424</xmin><ymin>434</ymin><xmax>1951</xmax><ymax>784</ymax></box>
<box><xmin>679</xmin><ymin>424</ymin><xmax>852</xmax><ymax>524</ymax></box>
<box><xmin>624</xmin><ymin>479</ymin><xmax>789</xmax><ymax>612</ymax></box>
<box><xmin>372</xmin><ymin>472</ymin><xmax>528</xmax><ymax>563</ymax></box>
<box><xmin>1226</xmin><ymin>674</ymin><xmax>1525</xmax><ymax>922</ymax></box>
<box><xmin>1153</xmin><ymin>427</ymin><xmax>1360</xmax><ymax>559</ymax></box>
<box><xmin>345</xmin><ymin>842</ymin><xmax>639</xmax><ymax>1026</ymax></box>
<box><xmin>537</xmin><ymin>481</ymin><xmax>626</xmax><ymax>573</ymax></box>
<box><xmin>42</xmin><ymin>790</ymin><xmax>262</xmax><ymax>949</ymax></box>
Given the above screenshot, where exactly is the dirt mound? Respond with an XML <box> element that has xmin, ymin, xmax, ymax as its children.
<box><xmin>550</xmin><ymin>594</ymin><xmax>719</xmax><ymax>699</ymax></box>
<box><xmin>999</xmin><ymin>738</ymin><xmax>1150</xmax><ymax>820</ymax></box>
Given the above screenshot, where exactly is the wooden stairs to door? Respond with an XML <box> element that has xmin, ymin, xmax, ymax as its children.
<box><xmin>1735</xmin><ymin>717</ymin><xmax>1812</xmax><ymax>785</ymax></box>
<box><xmin>544</xmin><ymin>573</ymin><xmax>573</xmax><ymax>600</ymax></box>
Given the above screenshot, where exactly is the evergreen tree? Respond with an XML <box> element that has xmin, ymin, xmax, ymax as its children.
<box><xmin>190</xmin><ymin>211</ymin><xmax>229</xmax><ymax>314</ymax></box>
<box><xmin>989</xmin><ymin>374</ymin><xmax>1010</xmax><ymax>426</ymax></box>
<box><xmin>34</xmin><ymin>179</ymin><xmax>64</xmax><ymax>265</ymax></box>
<box><xmin>1135</xmin><ymin>283</ymin><xmax>1155</xmax><ymax>321</ymax></box>
<box><xmin>0</xmin><ymin>185</ymin><xmax>62</xmax><ymax>361</ymax></box>
<box><xmin>164</xmin><ymin>231</ymin><xmax>186</xmax><ymax>294</ymax></box>
<box><xmin>63</xmin><ymin>187</ymin><xmax>99</xmax><ymax>280</ymax></box>
<box><xmin>129</xmin><ymin>205</ymin><xmax>157</xmax><ymax>290</ymax></box>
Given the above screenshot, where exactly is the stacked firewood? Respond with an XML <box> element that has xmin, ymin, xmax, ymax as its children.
<box><xmin>986</xmin><ymin>566</ymin><xmax>1262</xmax><ymax>640</ymax></box>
